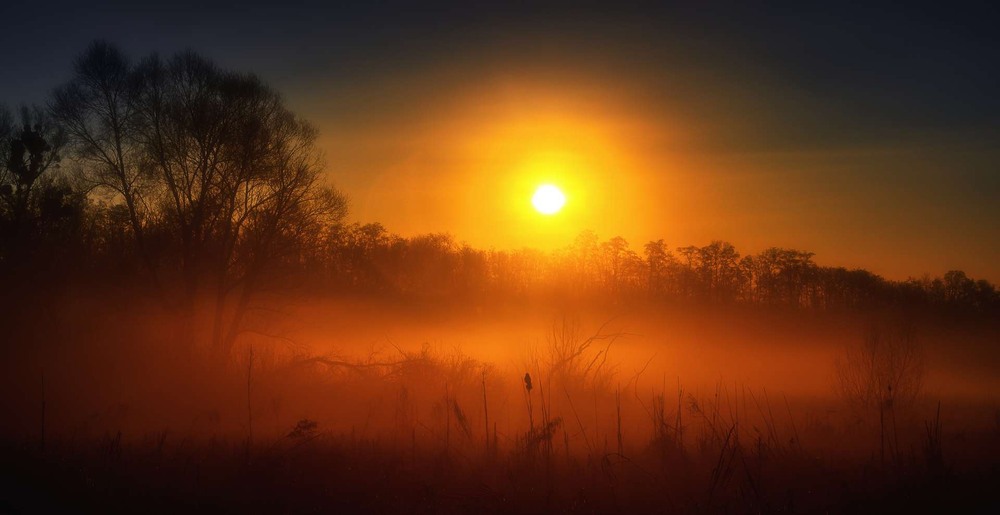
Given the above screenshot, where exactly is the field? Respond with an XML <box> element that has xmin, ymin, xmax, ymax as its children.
<box><xmin>2</xmin><ymin>19</ymin><xmax>999</xmax><ymax>513</ymax></box>
<box><xmin>2</xmin><ymin>295</ymin><xmax>997</xmax><ymax>514</ymax></box>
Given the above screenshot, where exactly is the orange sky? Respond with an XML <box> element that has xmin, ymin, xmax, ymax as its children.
<box><xmin>282</xmin><ymin>66</ymin><xmax>998</xmax><ymax>283</ymax></box>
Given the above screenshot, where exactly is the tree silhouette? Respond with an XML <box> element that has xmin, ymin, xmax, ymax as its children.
<box><xmin>51</xmin><ymin>41</ymin><xmax>156</xmax><ymax>284</ymax></box>
<box><xmin>836</xmin><ymin>322</ymin><xmax>925</xmax><ymax>463</ymax></box>
<box><xmin>51</xmin><ymin>41</ymin><xmax>347</xmax><ymax>360</ymax></box>
<box><xmin>0</xmin><ymin>105</ymin><xmax>69</xmax><ymax>265</ymax></box>
<box><xmin>643</xmin><ymin>239</ymin><xmax>674</xmax><ymax>297</ymax></box>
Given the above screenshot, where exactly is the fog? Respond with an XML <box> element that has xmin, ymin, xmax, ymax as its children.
<box><xmin>4</xmin><ymin>289</ymin><xmax>996</xmax><ymax>447</ymax></box>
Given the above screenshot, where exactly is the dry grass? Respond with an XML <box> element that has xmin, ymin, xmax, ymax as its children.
<box><xmin>2</xmin><ymin>330</ymin><xmax>998</xmax><ymax>514</ymax></box>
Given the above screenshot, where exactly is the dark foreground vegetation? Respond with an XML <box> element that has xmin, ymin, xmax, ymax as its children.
<box><xmin>1</xmin><ymin>337</ymin><xmax>998</xmax><ymax>514</ymax></box>
<box><xmin>1</xmin><ymin>310</ymin><xmax>998</xmax><ymax>514</ymax></box>
<box><xmin>2</xmin><ymin>41</ymin><xmax>999</xmax><ymax>513</ymax></box>
<box><xmin>2</xmin><ymin>428</ymin><xmax>998</xmax><ymax>514</ymax></box>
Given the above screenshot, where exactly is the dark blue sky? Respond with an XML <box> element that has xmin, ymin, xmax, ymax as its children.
<box><xmin>4</xmin><ymin>2</ymin><xmax>997</xmax><ymax>135</ymax></box>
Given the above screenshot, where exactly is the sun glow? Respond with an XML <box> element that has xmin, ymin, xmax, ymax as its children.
<box><xmin>532</xmin><ymin>184</ymin><xmax>566</xmax><ymax>215</ymax></box>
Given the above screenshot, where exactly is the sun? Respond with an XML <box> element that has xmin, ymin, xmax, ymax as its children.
<box><xmin>531</xmin><ymin>184</ymin><xmax>566</xmax><ymax>215</ymax></box>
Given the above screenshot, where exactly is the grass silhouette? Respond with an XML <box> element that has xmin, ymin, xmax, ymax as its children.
<box><xmin>2</xmin><ymin>321</ymin><xmax>997</xmax><ymax>514</ymax></box>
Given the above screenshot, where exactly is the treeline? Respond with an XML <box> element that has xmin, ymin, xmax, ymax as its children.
<box><xmin>1</xmin><ymin>41</ymin><xmax>997</xmax><ymax>354</ymax></box>
<box><xmin>316</xmin><ymin>223</ymin><xmax>998</xmax><ymax>314</ymax></box>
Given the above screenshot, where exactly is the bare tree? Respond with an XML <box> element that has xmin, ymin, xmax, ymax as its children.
<box><xmin>837</xmin><ymin>323</ymin><xmax>924</xmax><ymax>411</ymax></box>
<box><xmin>52</xmin><ymin>41</ymin><xmax>347</xmax><ymax>361</ymax></box>
<box><xmin>0</xmin><ymin>105</ymin><xmax>68</xmax><ymax>258</ymax></box>
<box><xmin>836</xmin><ymin>322</ymin><xmax>924</xmax><ymax>463</ymax></box>
<box><xmin>50</xmin><ymin>41</ymin><xmax>159</xmax><ymax>287</ymax></box>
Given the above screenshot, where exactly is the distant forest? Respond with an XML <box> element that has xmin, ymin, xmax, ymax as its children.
<box><xmin>307</xmin><ymin>224</ymin><xmax>999</xmax><ymax>313</ymax></box>
<box><xmin>2</xmin><ymin>42</ymin><xmax>997</xmax><ymax>342</ymax></box>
